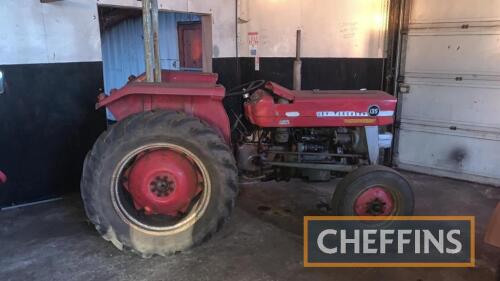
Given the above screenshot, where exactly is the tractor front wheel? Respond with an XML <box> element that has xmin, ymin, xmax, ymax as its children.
<box><xmin>330</xmin><ymin>165</ymin><xmax>414</xmax><ymax>216</ymax></box>
<box><xmin>81</xmin><ymin>111</ymin><xmax>238</xmax><ymax>257</ymax></box>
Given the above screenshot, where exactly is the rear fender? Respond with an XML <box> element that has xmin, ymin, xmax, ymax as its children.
<box><xmin>97</xmin><ymin>80</ymin><xmax>231</xmax><ymax>144</ymax></box>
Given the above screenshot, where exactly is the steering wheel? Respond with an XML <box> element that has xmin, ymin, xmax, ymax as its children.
<box><xmin>225</xmin><ymin>80</ymin><xmax>266</xmax><ymax>98</ymax></box>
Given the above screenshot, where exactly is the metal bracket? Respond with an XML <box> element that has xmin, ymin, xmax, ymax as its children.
<box><xmin>365</xmin><ymin>126</ymin><xmax>379</xmax><ymax>165</ymax></box>
<box><xmin>399</xmin><ymin>83</ymin><xmax>410</xmax><ymax>94</ymax></box>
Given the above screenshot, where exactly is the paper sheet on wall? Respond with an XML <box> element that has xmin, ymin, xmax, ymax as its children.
<box><xmin>248</xmin><ymin>32</ymin><xmax>259</xmax><ymax>71</ymax></box>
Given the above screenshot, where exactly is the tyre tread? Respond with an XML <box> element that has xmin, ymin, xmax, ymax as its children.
<box><xmin>81</xmin><ymin>110</ymin><xmax>237</xmax><ymax>256</ymax></box>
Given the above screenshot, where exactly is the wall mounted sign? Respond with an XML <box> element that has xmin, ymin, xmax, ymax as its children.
<box><xmin>248</xmin><ymin>32</ymin><xmax>259</xmax><ymax>71</ymax></box>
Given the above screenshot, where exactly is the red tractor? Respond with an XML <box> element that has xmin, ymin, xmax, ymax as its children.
<box><xmin>81</xmin><ymin>70</ymin><xmax>414</xmax><ymax>257</ymax></box>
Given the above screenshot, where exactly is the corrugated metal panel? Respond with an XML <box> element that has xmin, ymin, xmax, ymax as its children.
<box><xmin>102</xmin><ymin>12</ymin><xmax>200</xmax><ymax>95</ymax></box>
<box><xmin>395</xmin><ymin>0</ymin><xmax>500</xmax><ymax>186</ymax></box>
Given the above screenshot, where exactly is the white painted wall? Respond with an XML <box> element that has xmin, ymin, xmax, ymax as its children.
<box><xmin>0</xmin><ymin>0</ymin><xmax>386</xmax><ymax>64</ymax></box>
<box><xmin>97</xmin><ymin>0</ymin><xmax>237</xmax><ymax>58</ymax></box>
<box><xmin>0</xmin><ymin>0</ymin><xmax>236</xmax><ymax>65</ymax></box>
<box><xmin>0</xmin><ymin>0</ymin><xmax>102</xmax><ymax>65</ymax></box>
<box><xmin>237</xmin><ymin>0</ymin><xmax>389</xmax><ymax>58</ymax></box>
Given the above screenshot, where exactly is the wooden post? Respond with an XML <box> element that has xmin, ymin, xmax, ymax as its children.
<box><xmin>151</xmin><ymin>0</ymin><xmax>161</xmax><ymax>82</ymax></box>
<box><xmin>142</xmin><ymin>0</ymin><xmax>154</xmax><ymax>82</ymax></box>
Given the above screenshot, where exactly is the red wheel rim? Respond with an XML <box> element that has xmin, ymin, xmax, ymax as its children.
<box><xmin>111</xmin><ymin>143</ymin><xmax>211</xmax><ymax>232</ymax></box>
<box><xmin>124</xmin><ymin>149</ymin><xmax>202</xmax><ymax>216</ymax></box>
<box><xmin>354</xmin><ymin>186</ymin><xmax>395</xmax><ymax>216</ymax></box>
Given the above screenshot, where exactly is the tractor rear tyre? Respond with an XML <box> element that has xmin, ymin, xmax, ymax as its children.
<box><xmin>330</xmin><ymin>165</ymin><xmax>414</xmax><ymax>216</ymax></box>
<box><xmin>81</xmin><ymin>111</ymin><xmax>238</xmax><ymax>257</ymax></box>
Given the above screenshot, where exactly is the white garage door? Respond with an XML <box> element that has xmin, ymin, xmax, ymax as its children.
<box><xmin>395</xmin><ymin>0</ymin><xmax>500</xmax><ymax>185</ymax></box>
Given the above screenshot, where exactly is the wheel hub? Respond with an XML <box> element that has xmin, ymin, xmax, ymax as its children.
<box><xmin>366</xmin><ymin>198</ymin><xmax>385</xmax><ymax>215</ymax></box>
<box><xmin>150</xmin><ymin>175</ymin><xmax>175</xmax><ymax>197</ymax></box>
<box><xmin>124</xmin><ymin>149</ymin><xmax>202</xmax><ymax>216</ymax></box>
<box><xmin>354</xmin><ymin>187</ymin><xmax>394</xmax><ymax>216</ymax></box>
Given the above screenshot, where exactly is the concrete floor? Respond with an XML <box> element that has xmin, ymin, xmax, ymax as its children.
<box><xmin>1</xmin><ymin>171</ymin><xmax>499</xmax><ymax>281</ymax></box>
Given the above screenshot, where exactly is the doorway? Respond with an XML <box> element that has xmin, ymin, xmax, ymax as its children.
<box><xmin>393</xmin><ymin>0</ymin><xmax>500</xmax><ymax>185</ymax></box>
<box><xmin>98</xmin><ymin>8</ymin><xmax>202</xmax><ymax>94</ymax></box>
<box><xmin>98</xmin><ymin>7</ymin><xmax>201</xmax><ymax>119</ymax></box>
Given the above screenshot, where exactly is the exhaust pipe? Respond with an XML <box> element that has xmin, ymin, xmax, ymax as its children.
<box><xmin>293</xmin><ymin>29</ymin><xmax>302</xmax><ymax>90</ymax></box>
